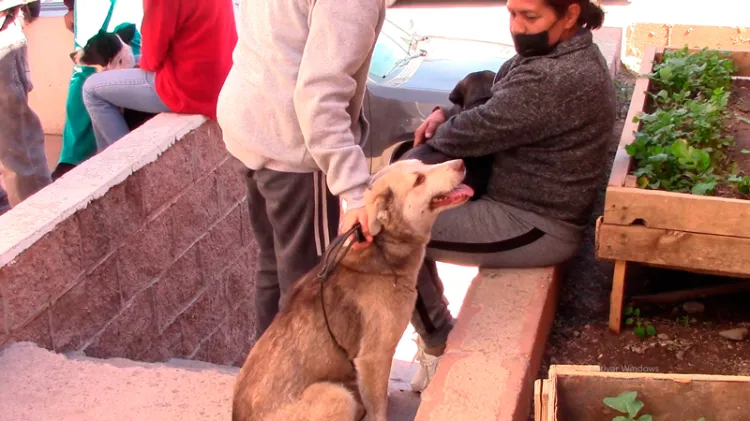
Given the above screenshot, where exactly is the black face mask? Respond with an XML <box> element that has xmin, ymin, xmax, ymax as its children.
<box><xmin>512</xmin><ymin>23</ymin><xmax>559</xmax><ymax>57</ymax></box>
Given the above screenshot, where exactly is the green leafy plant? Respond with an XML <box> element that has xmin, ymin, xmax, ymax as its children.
<box><xmin>677</xmin><ymin>315</ymin><xmax>691</xmax><ymax>328</ymax></box>
<box><xmin>624</xmin><ymin>305</ymin><xmax>657</xmax><ymax>338</ymax></box>
<box><xmin>604</xmin><ymin>391</ymin><xmax>708</xmax><ymax>421</ymax></box>
<box><xmin>626</xmin><ymin>46</ymin><xmax>748</xmax><ymax>197</ymax></box>
<box><xmin>603</xmin><ymin>391</ymin><xmax>652</xmax><ymax>421</ymax></box>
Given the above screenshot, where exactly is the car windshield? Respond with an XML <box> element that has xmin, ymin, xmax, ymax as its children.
<box><xmin>369</xmin><ymin>20</ymin><xmax>414</xmax><ymax>79</ymax></box>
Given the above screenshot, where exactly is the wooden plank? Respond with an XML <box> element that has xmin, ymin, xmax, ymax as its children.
<box><xmin>596</xmin><ymin>223</ymin><xmax>750</xmax><ymax>277</ymax></box>
<box><xmin>534</xmin><ymin>379</ymin><xmax>551</xmax><ymax>421</ymax></box>
<box><xmin>547</xmin><ymin>364</ymin><xmax>750</xmax><ymax>421</ymax></box>
<box><xmin>550</xmin><ymin>364</ymin><xmax>750</xmax><ymax>382</ymax></box>
<box><xmin>556</xmin><ymin>375</ymin><xmax>750</xmax><ymax>420</ymax></box>
<box><xmin>607</xmin><ymin>46</ymin><xmax>658</xmax><ymax>187</ymax></box>
<box><xmin>534</xmin><ymin>380</ymin><xmax>542</xmax><ymax>421</ymax></box>
<box><xmin>631</xmin><ymin>280</ymin><xmax>750</xmax><ymax>304</ymax></box>
<box><xmin>602</xmin><ymin>186</ymin><xmax>750</xmax><ymax>238</ymax></box>
<box><xmin>609</xmin><ymin>261</ymin><xmax>627</xmax><ymax>334</ymax></box>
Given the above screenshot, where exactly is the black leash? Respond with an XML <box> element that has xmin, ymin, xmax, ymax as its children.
<box><xmin>317</xmin><ymin>223</ymin><xmax>402</xmax><ymax>361</ymax></box>
<box><xmin>317</xmin><ymin>224</ymin><xmax>365</xmax><ymax>360</ymax></box>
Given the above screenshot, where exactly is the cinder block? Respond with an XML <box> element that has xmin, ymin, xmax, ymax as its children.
<box><xmin>198</xmin><ymin>206</ymin><xmax>243</xmax><ymax>284</ymax></box>
<box><xmin>135</xmin><ymin>137</ymin><xmax>196</xmax><ymax>216</ymax></box>
<box><xmin>154</xmin><ymin>246</ymin><xmax>205</xmax><ymax>330</ymax></box>
<box><xmin>170</xmin><ymin>174</ymin><xmax>222</xmax><ymax>256</ymax></box>
<box><xmin>214</xmin><ymin>157</ymin><xmax>247</xmax><ymax>210</ymax></box>
<box><xmin>223</xmin><ymin>250</ymin><xmax>256</xmax><ymax>311</ymax></box>
<box><xmin>51</xmin><ymin>257</ymin><xmax>121</xmax><ymax>352</ymax></box>
<box><xmin>188</xmin><ymin>120</ymin><xmax>227</xmax><ymax>176</ymax></box>
<box><xmin>84</xmin><ymin>288</ymin><xmax>159</xmax><ymax>360</ymax></box>
<box><xmin>117</xmin><ymin>214</ymin><xmax>175</xmax><ymax>302</ymax></box>
<box><xmin>76</xmin><ymin>176</ymin><xmax>145</xmax><ymax>268</ymax></box>
<box><xmin>3</xmin><ymin>217</ymin><xmax>83</xmax><ymax>329</ymax></box>
<box><xmin>179</xmin><ymin>281</ymin><xmax>229</xmax><ymax>356</ymax></box>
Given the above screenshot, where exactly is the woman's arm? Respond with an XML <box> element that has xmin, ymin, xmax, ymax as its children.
<box><xmin>427</xmin><ymin>66</ymin><xmax>583</xmax><ymax>158</ymax></box>
<box><xmin>139</xmin><ymin>0</ymin><xmax>177</xmax><ymax>72</ymax></box>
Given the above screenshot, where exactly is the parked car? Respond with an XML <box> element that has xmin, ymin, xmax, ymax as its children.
<box><xmin>363</xmin><ymin>17</ymin><xmax>517</xmax><ymax>173</ymax></box>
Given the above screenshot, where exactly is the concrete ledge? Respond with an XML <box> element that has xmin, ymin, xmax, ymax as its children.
<box><xmin>0</xmin><ymin>113</ymin><xmax>206</xmax><ymax>267</ymax></box>
<box><xmin>415</xmin><ymin>266</ymin><xmax>561</xmax><ymax>421</ymax></box>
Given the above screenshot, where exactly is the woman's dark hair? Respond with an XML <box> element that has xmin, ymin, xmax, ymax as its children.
<box><xmin>544</xmin><ymin>0</ymin><xmax>605</xmax><ymax>30</ymax></box>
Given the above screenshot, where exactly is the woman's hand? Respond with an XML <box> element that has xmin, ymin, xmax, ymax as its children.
<box><xmin>414</xmin><ymin>108</ymin><xmax>446</xmax><ymax>146</ymax></box>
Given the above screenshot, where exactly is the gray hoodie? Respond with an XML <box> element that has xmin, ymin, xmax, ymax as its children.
<box><xmin>429</xmin><ymin>30</ymin><xmax>616</xmax><ymax>226</ymax></box>
<box><xmin>217</xmin><ymin>0</ymin><xmax>386</xmax><ymax>209</ymax></box>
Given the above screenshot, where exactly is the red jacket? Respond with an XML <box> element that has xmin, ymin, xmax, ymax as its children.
<box><xmin>140</xmin><ymin>0</ymin><xmax>238</xmax><ymax>120</ymax></box>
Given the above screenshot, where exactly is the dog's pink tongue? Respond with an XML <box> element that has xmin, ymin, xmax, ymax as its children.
<box><xmin>447</xmin><ymin>184</ymin><xmax>474</xmax><ymax>201</ymax></box>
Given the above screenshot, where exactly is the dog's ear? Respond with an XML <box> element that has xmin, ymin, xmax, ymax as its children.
<box><xmin>448</xmin><ymin>80</ymin><xmax>465</xmax><ymax>107</ymax></box>
<box><xmin>367</xmin><ymin>187</ymin><xmax>393</xmax><ymax>237</ymax></box>
<box><xmin>116</xmin><ymin>24</ymin><xmax>137</xmax><ymax>45</ymax></box>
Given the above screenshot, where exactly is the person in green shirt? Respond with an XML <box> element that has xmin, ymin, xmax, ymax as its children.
<box><xmin>52</xmin><ymin>0</ymin><xmax>142</xmax><ymax>179</ymax></box>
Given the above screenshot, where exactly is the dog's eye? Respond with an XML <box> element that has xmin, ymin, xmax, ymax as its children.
<box><xmin>413</xmin><ymin>173</ymin><xmax>425</xmax><ymax>187</ymax></box>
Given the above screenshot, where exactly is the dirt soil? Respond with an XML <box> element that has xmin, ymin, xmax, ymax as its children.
<box><xmin>533</xmin><ymin>66</ymin><xmax>750</xmax><ymax>412</ymax></box>
<box><xmin>717</xmin><ymin>79</ymin><xmax>750</xmax><ymax>199</ymax></box>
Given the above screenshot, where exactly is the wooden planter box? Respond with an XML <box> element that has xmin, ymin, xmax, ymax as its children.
<box><xmin>534</xmin><ymin>365</ymin><xmax>750</xmax><ymax>421</ymax></box>
<box><xmin>595</xmin><ymin>46</ymin><xmax>750</xmax><ymax>333</ymax></box>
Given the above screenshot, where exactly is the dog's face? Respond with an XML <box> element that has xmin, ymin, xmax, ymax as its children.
<box><xmin>364</xmin><ymin>159</ymin><xmax>473</xmax><ymax>238</ymax></box>
<box><xmin>448</xmin><ymin>70</ymin><xmax>497</xmax><ymax>110</ymax></box>
<box><xmin>70</xmin><ymin>24</ymin><xmax>137</xmax><ymax>71</ymax></box>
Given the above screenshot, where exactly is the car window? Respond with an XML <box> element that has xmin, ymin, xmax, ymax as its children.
<box><xmin>369</xmin><ymin>20</ymin><xmax>413</xmax><ymax>79</ymax></box>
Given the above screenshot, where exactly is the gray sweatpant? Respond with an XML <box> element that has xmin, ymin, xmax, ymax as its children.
<box><xmin>402</xmin><ymin>144</ymin><xmax>584</xmax><ymax>348</ymax></box>
<box><xmin>245</xmin><ymin>168</ymin><xmax>340</xmax><ymax>339</ymax></box>
<box><xmin>0</xmin><ymin>42</ymin><xmax>50</xmax><ymax>210</ymax></box>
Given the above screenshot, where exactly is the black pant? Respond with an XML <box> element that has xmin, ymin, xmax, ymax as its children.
<box><xmin>245</xmin><ymin>168</ymin><xmax>339</xmax><ymax>339</ymax></box>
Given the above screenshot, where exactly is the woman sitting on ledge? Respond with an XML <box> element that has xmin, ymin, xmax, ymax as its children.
<box><xmin>400</xmin><ymin>0</ymin><xmax>617</xmax><ymax>393</ymax></box>
<box><xmin>82</xmin><ymin>0</ymin><xmax>237</xmax><ymax>152</ymax></box>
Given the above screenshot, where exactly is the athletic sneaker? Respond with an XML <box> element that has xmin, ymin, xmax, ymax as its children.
<box><xmin>410</xmin><ymin>336</ymin><xmax>441</xmax><ymax>393</ymax></box>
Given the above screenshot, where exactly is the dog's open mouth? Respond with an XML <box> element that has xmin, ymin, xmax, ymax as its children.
<box><xmin>430</xmin><ymin>184</ymin><xmax>474</xmax><ymax>209</ymax></box>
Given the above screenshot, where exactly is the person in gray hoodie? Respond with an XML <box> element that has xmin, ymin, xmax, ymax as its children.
<box><xmin>217</xmin><ymin>0</ymin><xmax>387</xmax><ymax>339</ymax></box>
<box><xmin>405</xmin><ymin>0</ymin><xmax>617</xmax><ymax>392</ymax></box>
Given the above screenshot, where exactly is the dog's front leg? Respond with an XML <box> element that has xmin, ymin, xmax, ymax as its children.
<box><xmin>353</xmin><ymin>355</ymin><xmax>391</xmax><ymax>421</ymax></box>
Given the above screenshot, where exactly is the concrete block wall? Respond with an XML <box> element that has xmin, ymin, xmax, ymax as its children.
<box><xmin>0</xmin><ymin>115</ymin><xmax>257</xmax><ymax>367</ymax></box>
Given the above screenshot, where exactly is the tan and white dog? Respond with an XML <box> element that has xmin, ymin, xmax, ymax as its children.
<box><xmin>232</xmin><ymin>159</ymin><xmax>473</xmax><ymax>421</ymax></box>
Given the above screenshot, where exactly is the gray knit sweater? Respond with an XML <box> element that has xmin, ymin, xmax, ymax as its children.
<box><xmin>428</xmin><ymin>30</ymin><xmax>616</xmax><ymax>226</ymax></box>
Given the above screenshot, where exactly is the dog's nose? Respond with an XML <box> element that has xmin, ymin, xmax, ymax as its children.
<box><xmin>69</xmin><ymin>51</ymin><xmax>76</xmax><ymax>60</ymax></box>
<box><xmin>455</xmin><ymin>160</ymin><xmax>465</xmax><ymax>173</ymax></box>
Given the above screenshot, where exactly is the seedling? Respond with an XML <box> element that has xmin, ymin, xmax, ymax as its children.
<box><xmin>624</xmin><ymin>305</ymin><xmax>657</xmax><ymax>338</ymax></box>
<box><xmin>603</xmin><ymin>391</ymin><xmax>652</xmax><ymax>421</ymax></box>
<box><xmin>604</xmin><ymin>391</ymin><xmax>709</xmax><ymax>421</ymax></box>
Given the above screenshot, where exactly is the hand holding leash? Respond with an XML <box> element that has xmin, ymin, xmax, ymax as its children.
<box><xmin>339</xmin><ymin>206</ymin><xmax>373</xmax><ymax>249</ymax></box>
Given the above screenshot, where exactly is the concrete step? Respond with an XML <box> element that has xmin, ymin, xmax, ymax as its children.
<box><xmin>0</xmin><ymin>341</ymin><xmax>420</xmax><ymax>421</ymax></box>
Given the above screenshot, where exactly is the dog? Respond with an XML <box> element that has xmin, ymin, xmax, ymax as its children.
<box><xmin>69</xmin><ymin>24</ymin><xmax>156</xmax><ymax>131</ymax></box>
<box><xmin>447</xmin><ymin>69</ymin><xmax>496</xmax><ymax>111</ymax></box>
<box><xmin>232</xmin><ymin>159</ymin><xmax>474</xmax><ymax>421</ymax></box>
<box><xmin>396</xmin><ymin>70</ymin><xmax>497</xmax><ymax>198</ymax></box>
<box><xmin>70</xmin><ymin>24</ymin><xmax>137</xmax><ymax>71</ymax></box>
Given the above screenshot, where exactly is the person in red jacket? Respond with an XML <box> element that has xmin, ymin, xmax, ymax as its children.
<box><xmin>81</xmin><ymin>0</ymin><xmax>238</xmax><ymax>151</ymax></box>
